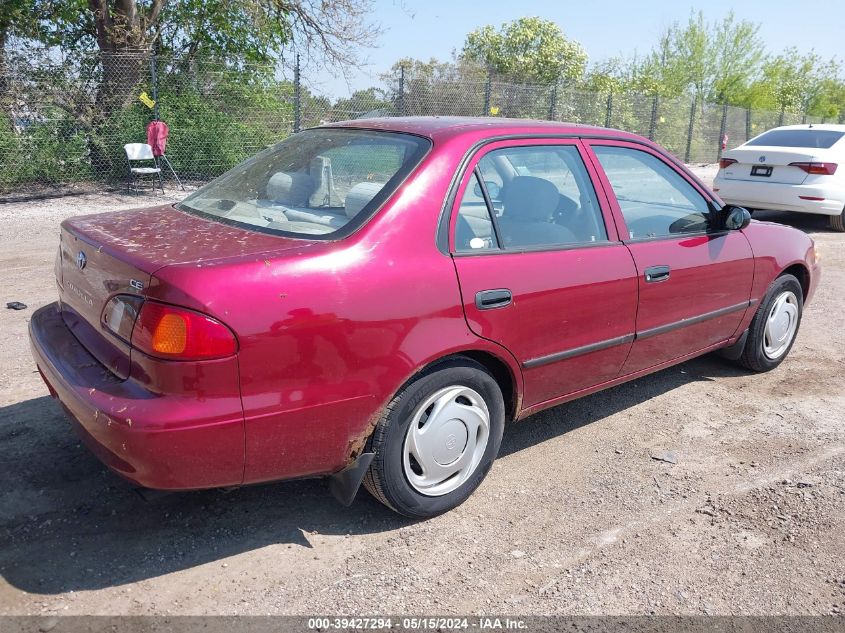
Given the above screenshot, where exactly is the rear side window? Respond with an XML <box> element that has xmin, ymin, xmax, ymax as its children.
<box><xmin>593</xmin><ymin>146</ymin><xmax>711</xmax><ymax>239</ymax></box>
<box><xmin>746</xmin><ymin>129</ymin><xmax>845</xmax><ymax>149</ymax></box>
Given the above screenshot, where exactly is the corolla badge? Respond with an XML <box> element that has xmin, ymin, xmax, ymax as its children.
<box><xmin>758</xmin><ymin>156</ymin><xmax>766</xmax><ymax>163</ymax></box>
<box><xmin>76</xmin><ymin>251</ymin><xmax>87</xmax><ymax>270</ymax></box>
<box><xmin>65</xmin><ymin>281</ymin><xmax>93</xmax><ymax>307</ymax></box>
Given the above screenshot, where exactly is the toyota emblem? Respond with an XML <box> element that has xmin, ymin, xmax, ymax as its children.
<box><xmin>76</xmin><ymin>251</ymin><xmax>87</xmax><ymax>270</ymax></box>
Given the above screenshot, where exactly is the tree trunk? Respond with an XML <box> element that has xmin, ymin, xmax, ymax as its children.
<box><xmin>87</xmin><ymin>0</ymin><xmax>152</xmax><ymax>174</ymax></box>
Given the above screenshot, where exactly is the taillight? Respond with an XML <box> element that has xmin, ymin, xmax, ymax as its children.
<box><xmin>719</xmin><ymin>158</ymin><xmax>737</xmax><ymax>169</ymax></box>
<box><xmin>130</xmin><ymin>301</ymin><xmax>237</xmax><ymax>360</ymax></box>
<box><xmin>789</xmin><ymin>162</ymin><xmax>838</xmax><ymax>175</ymax></box>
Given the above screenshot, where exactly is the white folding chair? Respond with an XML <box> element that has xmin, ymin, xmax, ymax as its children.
<box><xmin>124</xmin><ymin>143</ymin><xmax>164</xmax><ymax>193</ymax></box>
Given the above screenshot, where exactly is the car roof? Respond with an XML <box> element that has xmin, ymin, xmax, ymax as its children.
<box><xmin>320</xmin><ymin>116</ymin><xmax>644</xmax><ymax>143</ymax></box>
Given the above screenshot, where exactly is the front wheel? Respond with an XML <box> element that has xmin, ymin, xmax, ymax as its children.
<box><xmin>736</xmin><ymin>274</ymin><xmax>803</xmax><ymax>372</ymax></box>
<box><xmin>362</xmin><ymin>357</ymin><xmax>505</xmax><ymax>518</ymax></box>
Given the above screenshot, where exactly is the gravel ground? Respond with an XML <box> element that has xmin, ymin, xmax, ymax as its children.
<box><xmin>0</xmin><ymin>167</ymin><xmax>843</xmax><ymax>616</ymax></box>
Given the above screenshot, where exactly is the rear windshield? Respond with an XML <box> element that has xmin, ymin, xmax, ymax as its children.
<box><xmin>746</xmin><ymin>128</ymin><xmax>845</xmax><ymax>149</ymax></box>
<box><xmin>178</xmin><ymin>128</ymin><xmax>430</xmax><ymax>238</ymax></box>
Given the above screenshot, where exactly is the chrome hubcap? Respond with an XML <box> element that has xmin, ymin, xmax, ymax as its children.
<box><xmin>763</xmin><ymin>290</ymin><xmax>799</xmax><ymax>360</ymax></box>
<box><xmin>402</xmin><ymin>385</ymin><xmax>490</xmax><ymax>496</ymax></box>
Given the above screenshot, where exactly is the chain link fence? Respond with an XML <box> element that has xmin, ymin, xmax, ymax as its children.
<box><xmin>0</xmin><ymin>51</ymin><xmax>834</xmax><ymax>198</ymax></box>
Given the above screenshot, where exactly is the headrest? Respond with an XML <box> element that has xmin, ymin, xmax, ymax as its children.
<box><xmin>344</xmin><ymin>181</ymin><xmax>385</xmax><ymax>218</ymax></box>
<box><xmin>501</xmin><ymin>176</ymin><xmax>559</xmax><ymax>222</ymax></box>
<box><xmin>266</xmin><ymin>171</ymin><xmax>314</xmax><ymax>206</ymax></box>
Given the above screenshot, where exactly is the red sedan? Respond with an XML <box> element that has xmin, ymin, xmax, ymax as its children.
<box><xmin>29</xmin><ymin>118</ymin><xmax>820</xmax><ymax>518</ymax></box>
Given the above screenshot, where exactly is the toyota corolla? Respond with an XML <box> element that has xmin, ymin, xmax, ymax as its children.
<box><xmin>29</xmin><ymin>117</ymin><xmax>820</xmax><ymax>518</ymax></box>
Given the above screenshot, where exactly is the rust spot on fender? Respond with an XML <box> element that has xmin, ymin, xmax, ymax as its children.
<box><xmin>344</xmin><ymin>410</ymin><xmax>382</xmax><ymax>465</ymax></box>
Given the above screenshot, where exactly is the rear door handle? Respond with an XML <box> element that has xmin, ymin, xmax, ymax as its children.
<box><xmin>644</xmin><ymin>265</ymin><xmax>671</xmax><ymax>283</ymax></box>
<box><xmin>475</xmin><ymin>289</ymin><xmax>512</xmax><ymax>310</ymax></box>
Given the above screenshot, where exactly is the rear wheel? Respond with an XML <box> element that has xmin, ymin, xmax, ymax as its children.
<box><xmin>736</xmin><ymin>274</ymin><xmax>803</xmax><ymax>372</ymax></box>
<box><xmin>362</xmin><ymin>357</ymin><xmax>505</xmax><ymax>518</ymax></box>
<box><xmin>830</xmin><ymin>206</ymin><xmax>845</xmax><ymax>232</ymax></box>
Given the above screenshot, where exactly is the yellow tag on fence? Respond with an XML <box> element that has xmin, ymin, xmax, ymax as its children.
<box><xmin>138</xmin><ymin>92</ymin><xmax>156</xmax><ymax>109</ymax></box>
<box><xmin>489</xmin><ymin>106</ymin><xmax>500</xmax><ymax>116</ymax></box>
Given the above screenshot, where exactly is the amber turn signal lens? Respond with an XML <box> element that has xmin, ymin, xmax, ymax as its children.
<box><xmin>152</xmin><ymin>313</ymin><xmax>188</xmax><ymax>354</ymax></box>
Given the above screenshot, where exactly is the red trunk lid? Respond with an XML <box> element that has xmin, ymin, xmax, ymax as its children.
<box><xmin>58</xmin><ymin>204</ymin><xmax>313</xmax><ymax>379</ymax></box>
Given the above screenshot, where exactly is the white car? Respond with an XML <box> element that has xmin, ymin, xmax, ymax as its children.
<box><xmin>713</xmin><ymin>124</ymin><xmax>845</xmax><ymax>231</ymax></box>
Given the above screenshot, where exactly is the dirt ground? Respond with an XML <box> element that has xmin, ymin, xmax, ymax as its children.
<box><xmin>0</xmin><ymin>168</ymin><xmax>843</xmax><ymax>617</ymax></box>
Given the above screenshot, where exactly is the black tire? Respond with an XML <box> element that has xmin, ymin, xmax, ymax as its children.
<box><xmin>736</xmin><ymin>274</ymin><xmax>803</xmax><ymax>372</ymax></box>
<box><xmin>362</xmin><ymin>357</ymin><xmax>505</xmax><ymax>519</ymax></box>
<box><xmin>830</xmin><ymin>207</ymin><xmax>845</xmax><ymax>232</ymax></box>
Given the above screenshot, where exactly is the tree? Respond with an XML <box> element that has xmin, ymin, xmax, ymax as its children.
<box><xmin>753</xmin><ymin>50</ymin><xmax>843</xmax><ymax>118</ymax></box>
<box><xmin>26</xmin><ymin>0</ymin><xmax>379</xmax><ymax>111</ymax></box>
<box><xmin>4</xmin><ymin>0</ymin><xmax>379</xmax><ymax>171</ymax></box>
<box><xmin>632</xmin><ymin>11</ymin><xmax>765</xmax><ymax>104</ymax></box>
<box><xmin>0</xmin><ymin>0</ymin><xmax>42</xmax><ymax>102</ymax></box>
<box><xmin>581</xmin><ymin>58</ymin><xmax>631</xmax><ymax>95</ymax></box>
<box><xmin>460</xmin><ymin>17</ymin><xmax>587</xmax><ymax>84</ymax></box>
<box><xmin>35</xmin><ymin>0</ymin><xmax>378</xmax><ymax>65</ymax></box>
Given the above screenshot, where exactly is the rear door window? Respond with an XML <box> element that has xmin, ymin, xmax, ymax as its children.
<box><xmin>453</xmin><ymin>145</ymin><xmax>607</xmax><ymax>251</ymax></box>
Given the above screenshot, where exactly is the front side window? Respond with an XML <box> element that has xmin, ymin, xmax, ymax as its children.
<box><xmin>453</xmin><ymin>144</ymin><xmax>607</xmax><ymax>251</ymax></box>
<box><xmin>592</xmin><ymin>146</ymin><xmax>712</xmax><ymax>239</ymax></box>
<box><xmin>178</xmin><ymin>128</ymin><xmax>430</xmax><ymax>238</ymax></box>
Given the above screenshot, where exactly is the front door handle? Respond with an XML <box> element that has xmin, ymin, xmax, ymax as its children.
<box><xmin>644</xmin><ymin>265</ymin><xmax>671</xmax><ymax>283</ymax></box>
<box><xmin>476</xmin><ymin>289</ymin><xmax>512</xmax><ymax>310</ymax></box>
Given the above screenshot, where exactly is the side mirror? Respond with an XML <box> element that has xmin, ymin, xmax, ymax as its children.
<box><xmin>723</xmin><ymin>205</ymin><xmax>752</xmax><ymax>230</ymax></box>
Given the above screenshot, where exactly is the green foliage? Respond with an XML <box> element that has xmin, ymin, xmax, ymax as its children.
<box><xmin>461</xmin><ymin>17</ymin><xmax>587</xmax><ymax>84</ymax></box>
<box><xmin>630</xmin><ymin>11</ymin><xmax>765</xmax><ymax>103</ymax></box>
<box><xmin>0</xmin><ymin>113</ymin><xmax>93</xmax><ymax>189</ymax></box>
<box><xmin>92</xmin><ymin>69</ymin><xmax>298</xmax><ymax>180</ymax></box>
<box><xmin>743</xmin><ymin>50</ymin><xmax>845</xmax><ymax>119</ymax></box>
<box><xmin>27</xmin><ymin>0</ymin><xmax>376</xmax><ymax>68</ymax></box>
<box><xmin>0</xmin><ymin>59</ymin><xmax>301</xmax><ymax>192</ymax></box>
<box><xmin>581</xmin><ymin>59</ymin><xmax>629</xmax><ymax>96</ymax></box>
<box><xmin>34</xmin><ymin>0</ymin><xmax>291</xmax><ymax>64</ymax></box>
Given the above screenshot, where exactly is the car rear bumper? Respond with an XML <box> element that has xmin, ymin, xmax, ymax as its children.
<box><xmin>714</xmin><ymin>177</ymin><xmax>845</xmax><ymax>215</ymax></box>
<box><xmin>29</xmin><ymin>302</ymin><xmax>245</xmax><ymax>490</ymax></box>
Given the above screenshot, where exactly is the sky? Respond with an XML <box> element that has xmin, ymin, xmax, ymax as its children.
<box><xmin>307</xmin><ymin>0</ymin><xmax>845</xmax><ymax>98</ymax></box>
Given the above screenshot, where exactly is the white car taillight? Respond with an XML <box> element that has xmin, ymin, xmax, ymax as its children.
<box><xmin>789</xmin><ymin>162</ymin><xmax>838</xmax><ymax>175</ymax></box>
